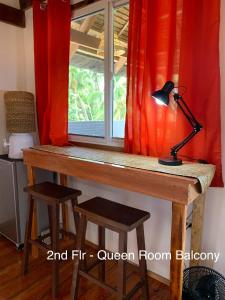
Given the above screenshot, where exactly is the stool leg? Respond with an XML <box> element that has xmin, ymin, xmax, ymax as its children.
<box><xmin>71</xmin><ymin>215</ymin><xmax>87</xmax><ymax>300</ymax></box>
<box><xmin>23</xmin><ymin>195</ymin><xmax>34</xmax><ymax>275</ymax></box>
<box><xmin>48</xmin><ymin>205</ymin><xmax>53</xmax><ymax>247</ymax></box>
<box><xmin>117</xmin><ymin>231</ymin><xmax>127</xmax><ymax>300</ymax></box>
<box><xmin>52</xmin><ymin>203</ymin><xmax>60</xmax><ymax>298</ymax></box>
<box><xmin>61</xmin><ymin>203</ymin><xmax>68</xmax><ymax>239</ymax></box>
<box><xmin>98</xmin><ymin>226</ymin><xmax>105</xmax><ymax>282</ymax></box>
<box><xmin>71</xmin><ymin>198</ymin><xmax>87</xmax><ymax>271</ymax></box>
<box><xmin>79</xmin><ymin>215</ymin><xmax>87</xmax><ymax>272</ymax></box>
<box><xmin>136</xmin><ymin>224</ymin><xmax>149</xmax><ymax>300</ymax></box>
<box><xmin>71</xmin><ymin>197</ymin><xmax>80</xmax><ymax>235</ymax></box>
<box><xmin>60</xmin><ymin>174</ymin><xmax>69</xmax><ymax>235</ymax></box>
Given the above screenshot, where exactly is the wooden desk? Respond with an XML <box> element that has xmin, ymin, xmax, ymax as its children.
<box><xmin>23</xmin><ymin>146</ymin><xmax>215</xmax><ymax>300</ymax></box>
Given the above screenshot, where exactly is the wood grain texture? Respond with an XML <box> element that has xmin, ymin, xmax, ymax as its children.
<box><xmin>71</xmin><ymin>0</ymin><xmax>100</xmax><ymax>13</ymax></box>
<box><xmin>72</xmin><ymin>197</ymin><xmax>149</xmax><ymax>299</ymax></box>
<box><xmin>70</xmin><ymin>140</ymin><xmax>124</xmax><ymax>152</ymax></box>
<box><xmin>136</xmin><ymin>224</ymin><xmax>149</xmax><ymax>299</ymax></box>
<box><xmin>60</xmin><ymin>174</ymin><xmax>70</xmax><ymax>233</ymax></box>
<box><xmin>22</xmin><ymin>147</ymin><xmax>211</xmax><ymax>300</ymax></box>
<box><xmin>190</xmin><ymin>194</ymin><xmax>205</xmax><ymax>267</ymax></box>
<box><xmin>23</xmin><ymin>149</ymin><xmax>200</xmax><ymax>204</ymax></box>
<box><xmin>0</xmin><ymin>236</ymin><xmax>169</xmax><ymax>299</ymax></box>
<box><xmin>0</xmin><ymin>3</ymin><xmax>25</xmax><ymax>28</ymax></box>
<box><xmin>23</xmin><ymin>195</ymin><xmax>34</xmax><ymax>275</ymax></box>
<box><xmin>18</xmin><ymin>0</ymin><xmax>99</xmax><ymax>12</ymax></box>
<box><xmin>75</xmin><ymin>197</ymin><xmax>150</xmax><ymax>232</ymax></box>
<box><xmin>31</xmin><ymin>145</ymin><xmax>214</xmax><ymax>194</ymax></box>
<box><xmin>27</xmin><ymin>165</ymin><xmax>39</xmax><ymax>258</ymax></box>
<box><xmin>18</xmin><ymin>1</ymin><xmax>102</xmax><ymax>16</ymax></box>
<box><xmin>19</xmin><ymin>0</ymin><xmax>32</xmax><ymax>10</ymax></box>
<box><xmin>22</xmin><ymin>183</ymin><xmax>82</xmax><ymax>298</ymax></box>
<box><xmin>170</xmin><ymin>203</ymin><xmax>187</xmax><ymax>300</ymax></box>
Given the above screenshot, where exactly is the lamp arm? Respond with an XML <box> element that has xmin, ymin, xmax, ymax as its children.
<box><xmin>179</xmin><ymin>96</ymin><xmax>201</xmax><ymax>127</ymax></box>
<box><xmin>170</xmin><ymin>128</ymin><xmax>200</xmax><ymax>159</ymax></box>
<box><xmin>171</xmin><ymin>94</ymin><xmax>203</xmax><ymax>159</ymax></box>
<box><xmin>173</xmin><ymin>94</ymin><xmax>201</xmax><ymax>128</ymax></box>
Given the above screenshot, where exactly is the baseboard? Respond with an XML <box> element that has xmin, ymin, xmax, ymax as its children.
<box><xmin>148</xmin><ymin>270</ymin><xmax>169</xmax><ymax>286</ymax></box>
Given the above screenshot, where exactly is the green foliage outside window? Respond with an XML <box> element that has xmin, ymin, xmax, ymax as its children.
<box><xmin>68</xmin><ymin>65</ymin><xmax>126</xmax><ymax>122</ymax></box>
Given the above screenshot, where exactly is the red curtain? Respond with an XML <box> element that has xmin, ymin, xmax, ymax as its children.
<box><xmin>33</xmin><ymin>0</ymin><xmax>71</xmax><ymax>145</ymax></box>
<box><xmin>125</xmin><ymin>0</ymin><xmax>223</xmax><ymax>187</ymax></box>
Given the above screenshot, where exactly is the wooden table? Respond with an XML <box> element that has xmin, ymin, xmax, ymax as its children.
<box><xmin>23</xmin><ymin>146</ymin><xmax>215</xmax><ymax>300</ymax></box>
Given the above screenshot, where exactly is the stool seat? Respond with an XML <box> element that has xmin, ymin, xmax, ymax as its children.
<box><xmin>76</xmin><ymin>197</ymin><xmax>150</xmax><ymax>232</ymax></box>
<box><xmin>24</xmin><ymin>182</ymin><xmax>82</xmax><ymax>204</ymax></box>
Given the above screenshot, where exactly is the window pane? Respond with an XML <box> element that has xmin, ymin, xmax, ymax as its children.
<box><xmin>113</xmin><ymin>4</ymin><xmax>129</xmax><ymax>138</ymax></box>
<box><xmin>69</xmin><ymin>11</ymin><xmax>105</xmax><ymax>137</ymax></box>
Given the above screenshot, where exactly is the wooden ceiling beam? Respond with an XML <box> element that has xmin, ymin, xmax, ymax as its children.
<box><xmin>19</xmin><ymin>0</ymin><xmax>32</xmax><ymax>10</ymax></box>
<box><xmin>70</xmin><ymin>16</ymin><xmax>96</xmax><ymax>59</ymax></box>
<box><xmin>0</xmin><ymin>0</ymin><xmax>101</xmax><ymax>29</ymax></box>
<box><xmin>0</xmin><ymin>3</ymin><xmax>25</xmax><ymax>28</ymax></box>
<box><xmin>17</xmin><ymin>0</ymin><xmax>101</xmax><ymax>13</ymax></box>
<box><xmin>70</xmin><ymin>28</ymin><xmax>101</xmax><ymax>50</ymax></box>
<box><xmin>114</xmin><ymin>56</ymin><xmax>127</xmax><ymax>74</ymax></box>
<box><xmin>16</xmin><ymin>0</ymin><xmax>101</xmax><ymax>16</ymax></box>
<box><xmin>71</xmin><ymin>0</ymin><xmax>100</xmax><ymax>14</ymax></box>
<box><xmin>118</xmin><ymin>21</ymin><xmax>128</xmax><ymax>37</ymax></box>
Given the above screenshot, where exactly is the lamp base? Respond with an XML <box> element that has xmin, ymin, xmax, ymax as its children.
<box><xmin>158</xmin><ymin>157</ymin><xmax>183</xmax><ymax>166</ymax></box>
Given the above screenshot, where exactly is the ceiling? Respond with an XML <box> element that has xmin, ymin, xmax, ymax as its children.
<box><xmin>70</xmin><ymin>3</ymin><xmax>129</xmax><ymax>75</ymax></box>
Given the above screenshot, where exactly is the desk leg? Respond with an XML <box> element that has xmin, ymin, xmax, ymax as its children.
<box><xmin>190</xmin><ymin>194</ymin><xmax>205</xmax><ymax>267</ymax></box>
<box><xmin>27</xmin><ymin>165</ymin><xmax>38</xmax><ymax>258</ymax></box>
<box><xmin>170</xmin><ymin>203</ymin><xmax>187</xmax><ymax>300</ymax></box>
<box><xmin>60</xmin><ymin>174</ymin><xmax>69</xmax><ymax>233</ymax></box>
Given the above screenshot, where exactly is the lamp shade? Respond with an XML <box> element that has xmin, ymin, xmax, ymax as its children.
<box><xmin>152</xmin><ymin>81</ymin><xmax>174</xmax><ymax>106</ymax></box>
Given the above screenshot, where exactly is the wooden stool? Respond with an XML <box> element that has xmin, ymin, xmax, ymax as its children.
<box><xmin>23</xmin><ymin>181</ymin><xmax>82</xmax><ymax>298</ymax></box>
<box><xmin>71</xmin><ymin>197</ymin><xmax>150</xmax><ymax>300</ymax></box>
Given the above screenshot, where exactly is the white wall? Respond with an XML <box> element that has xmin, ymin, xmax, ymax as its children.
<box><xmin>0</xmin><ymin>7</ymin><xmax>35</xmax><ymax>154</ymax></box>
<box><xmin>0</xmin><ymin>0</ymin><xmax>225</xmax><ymax>280</ymax></box>
<box><xmin>0</xmin><ymin>21</ymin><xmax>24</xmax><ymax>153</ymax></box>
<box><xmin>0</xmin><ymin>0</ymin><xmax>20</xmax><ymax>8</ymax></box>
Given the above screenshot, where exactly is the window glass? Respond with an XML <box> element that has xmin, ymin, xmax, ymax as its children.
<box><xmin>112</xmin><ymin>3</ymin><xmax>129</xmax><ymax>138</ymax></box>
<box><xmin>69</xmin><ymin>11</ymin><xmax>105</xmax><ymax>137</ymax></box>
<box><xmin>68</xmin><ymin>2</ymin><xmax>129</xmax><ymax>142</ymax></box>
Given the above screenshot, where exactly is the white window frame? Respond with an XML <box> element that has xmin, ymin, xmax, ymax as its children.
<box><xmin>69</xmin><ymin>0</ymin><xmax>129</xmax><ymax>147</ymax></box>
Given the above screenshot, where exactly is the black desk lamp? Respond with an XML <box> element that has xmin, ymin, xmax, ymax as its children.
<box><xmin>152</xmin><ymin>81</ymin><xmax>203</xmax><ymax>166</ymax></box>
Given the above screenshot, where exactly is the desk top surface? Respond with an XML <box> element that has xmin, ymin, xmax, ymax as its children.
<box><xmin>28</xmin><ymin>145</ymin><xmax>215</xmax><ymax>195</ymax></box>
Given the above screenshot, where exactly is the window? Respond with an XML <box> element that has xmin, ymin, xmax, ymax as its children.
<box><xmin>113</xmin><ymin>3</ymin><xmax>128</xmax><ymax>138</ymax></box>
<box><xmin>69</xmin><ymin>10</ymin><xmax>105</xmax><ymax>137</ymax></box>
<box><xmin>69</xmin><ymin>0</ymin><xmax>129</xmax><ymax>145</ymax></box>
